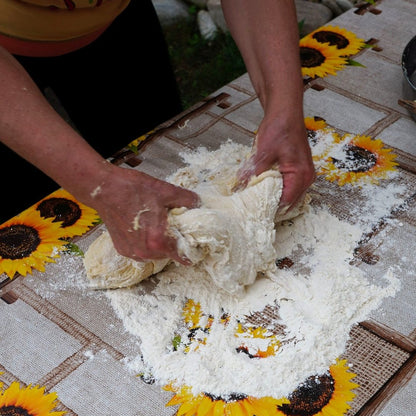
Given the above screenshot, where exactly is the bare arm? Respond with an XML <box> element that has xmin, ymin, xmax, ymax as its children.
<box><xmin>221</xmin><ymin>0</ymin><xmax>315</xmax><ymax>209</ymax></box>
<box><xmin>0</xmin><ymin>46</ymin><xmax>199</xmax><ymax>262</ymax></box>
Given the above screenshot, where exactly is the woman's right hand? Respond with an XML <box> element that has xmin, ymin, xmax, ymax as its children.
<box><xmin>88</xmin><ymin>164</ymin><xmax>200</xmax><ymax>264</ymax></box>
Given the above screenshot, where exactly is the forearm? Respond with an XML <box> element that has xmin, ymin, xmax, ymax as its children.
<box><xmin>221</xmin><ymin>0</ymin><xmax>304</xmax><ymax>123</ymax></box>
<box><xmin>221</xmin><ymin>1</ymin><xmax>314</xmax><ymax>207</ymax></box>
<box><xmin>0</xmin><ymin>46</ymin><xmax>200</xmax><ymax>262</ymax></box>
<box><xmin>0</xmin><ymin>46</ymin><xmax>110</xmax><ymax>205</ymax></box>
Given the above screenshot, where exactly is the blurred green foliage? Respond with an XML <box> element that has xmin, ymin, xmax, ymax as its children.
<box><xmin>163</xmin><ymin>19</ymin><xmax>246</xmax><ymax>109</ymax></box>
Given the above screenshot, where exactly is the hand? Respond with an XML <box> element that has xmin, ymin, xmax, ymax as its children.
<box><xmin>237</xmin><ymin>116</ymin><xmax>315</xmax><ymax>210</ymax></box>
<box><xmin>89</xmin><ymin>165</ymin><xmax>200</xmax><ymax>264</ymax></box>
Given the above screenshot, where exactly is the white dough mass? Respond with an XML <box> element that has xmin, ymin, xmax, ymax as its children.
<box><xmin>84</xmin><ymin>165</ymin><xmax>285</xmax><ymax>294</ymax></box>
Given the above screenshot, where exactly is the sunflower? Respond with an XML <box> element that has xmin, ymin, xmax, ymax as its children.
<box><xmin>307</xmin><ymin>26</ymin><xmax>366</xmax><ymax>56</ymax></box>
<box><xmin>180</xmin><ymin>299</ymin><xmax>215</xmax><ymax>353</ymax></box>
<box><xmin>305</xmin><ymin>117</ymin><xmax>328</xmax><ymax>133</ymax></box>
<box><xmin>323</xmin><ymin>134</ymin><xmax>398</xmax><ymax>186</ymax></box>
<box><xmin>304</xmin><ymin>116</ymin><xmax>328</xmax><ymax>145</ymax></box>
<box><xmin>300</xmin><ymin>37</ymin><xmax>348</xmax><ymax>79</ymax></box>
<box><xmin>183</xmin><ymin>299</ymin><xmax>204</xmax><ymax>329</ymax></box>
<box><xmin>304</xmin><ymin>117</ymin><xmax>340</xmax><ymax>165</ymax></box>
<box><xmin>35</xmin><ymin>189</ymin><xmax>99</xmax><ymax>238</ymax></box>
<box><xmin>165</xmin><ymin>384</ymin><xmax>289</xmax><ymax>416</ymax></box>
<box><xmin>235</xmin><ymin>323</ymin><xmax>281</xmax><ymax>359</ymax></box>
<box><xmin>0</xmin><ymin>382</ymin><xmax>65</xmax><ymax>416</ymax></box>
<box><xmin>276</xmin><ymin>359</ymin><xmax>359</xmax><ymax>416</ymax></box>
<box><xmin>0</xmin><ymin>209</ymin><xmax>66</xmax><ymax>279</ymax></box>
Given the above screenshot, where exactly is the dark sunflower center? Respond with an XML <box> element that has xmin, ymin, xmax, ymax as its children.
<box><xmin>205</xmin><ymin>392</ymin><xmax>248</xmax><ymax>403</ymax></box>
<box><xmin>312</xmin><ymin>31</ymin><xmax>349</xmax><ymax>49</ymax></box>
<box><xmin>278</xmin><ymin>374</ymin><xmax>335</xmax><ymax>416</ymax></box>
<box><xmin>0</xmin><ymin>405</ymin><xmax>31</xmax><ymax>416</ymax></box>
<box><xmin>331</xmin><ymin>144</ymin><xmax>378</xmax><ymax>172</ymax></box>
<box><xmin>0</xmin><ymin>224</ymin><xmax>40</xmax><ymax>260</ymax></box>
<box><xmin>307</xmin><ymin>129</ymin><xmax>318</xmax><ymax>145</ymax></box>
<box><xmin>300</xmin><ymin>47</ymin><xmax>325</xmax><ymax>68</ymax></box>
<box><xmin>37</xmin><ymin>197</ymin><xmax>81</xmax><ymax>228</ymax></box>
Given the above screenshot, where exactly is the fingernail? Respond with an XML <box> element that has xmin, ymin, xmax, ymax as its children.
<box><xmin>231</xmin><ymin>183</ymin><xmax>242</xmax><ymax>192</ymax></box>
<box><xmin>181</xmin><ymin>256</ymin><xmax>192</xmax><ymax>266</ymax></box>
<box><xmin>277</xmin><ymin>204</ymin><xmax>290</xmax><ymax>215</ymax></box>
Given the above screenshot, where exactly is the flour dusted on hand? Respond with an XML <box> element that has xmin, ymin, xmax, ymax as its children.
<box><xmin>84</xmin><ymin>142</ymin><xmax>287</xmax><ymax>294</ymax></box>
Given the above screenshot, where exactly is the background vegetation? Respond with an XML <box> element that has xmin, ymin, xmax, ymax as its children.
<box><xmin>163</xmin><ymin>8</ymin><xmax>246</xmax><ymax>109</ymax></box>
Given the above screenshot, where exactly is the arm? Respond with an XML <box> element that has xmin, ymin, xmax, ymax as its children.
<box><xmin>221</xmin><ymin>0</ymin><xmax>315</xmax><ymax>209</ymax></box>
<box><xmin>0</xmin><ymin>46</ymin><xmax>199</xmax><ymax>263</ymax></box>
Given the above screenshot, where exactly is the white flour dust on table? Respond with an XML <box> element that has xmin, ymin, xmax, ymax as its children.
<box><xmin>105</xmin><ymin>141</ymin><xmax>400</xmax><ymax>399</ymax></box>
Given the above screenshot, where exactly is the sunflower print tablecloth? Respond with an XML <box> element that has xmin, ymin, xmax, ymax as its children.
<box><xmin>1</xmin><ymin>0</ymin><xmax>416</xmax><ymax>415</ymax></box>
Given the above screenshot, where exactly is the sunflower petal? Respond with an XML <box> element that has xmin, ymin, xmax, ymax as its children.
<box><xmin>212</xmin><ymin>400</ymin><xmax>226</xmax><ymax>416</ymax></box>
<box><xmin>197</xmin><ymin>396</ymin><xmax>214</xmax><ymax>416</ymax></box>
<box><xmin>177</xmin><ymin>400</ymin><xmax>198</xmax><ymax>416</ymax></box>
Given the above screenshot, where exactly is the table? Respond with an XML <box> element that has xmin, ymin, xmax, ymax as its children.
<box><xmin>0</xmin><ymin>1</ymin><xmax>415</xmax><ymax>414</ymax></box>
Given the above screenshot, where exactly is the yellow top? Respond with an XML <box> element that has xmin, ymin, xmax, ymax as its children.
<box><xmin>0</xmin><ymin>0</ymin><xmax>130</xmax><ymax>42</ymax></box>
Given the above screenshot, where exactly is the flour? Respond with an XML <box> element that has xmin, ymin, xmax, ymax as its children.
<box><xmin>309</xmin><ymin>128</ymin><xmax>407</xmax><ymax>233</ymax></box>
<box><xmin>25</xmin><ymin>253</ymin><xmax>89</xmax><ymax>299</ymax></box>
<box><xmin>90</xmin><ymin>185</ymin><xmax>102</xmax><ymax>198</ymax></box>
<box><xmin>105</xmin><ymin>141</ymin><xmax>400</xmax><ymax>399</ymax></box>
<box><xmin>348</xmin><ymin>181</ymin><xmax>407</xmax><ymax>231</ymax></box>
<box><xmin>132</xmin><ymin>209</ymin><xmax>151</xmax><ymax>231</ymax></box>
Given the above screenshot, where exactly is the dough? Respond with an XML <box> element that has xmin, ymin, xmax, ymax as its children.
<box><xmin>83</xmin><ymin>232</ymin><xmax>169</xmax><ymax>289</ymax></box>
<box><xmin>172</xmin><ymin>170</ymin><xmax>283</xmax><ymax>293</ymax></box>
<box><xmin>84</xmin><ymin>169</ymin><xmax>285</xmax><ymax>294</ymax></box>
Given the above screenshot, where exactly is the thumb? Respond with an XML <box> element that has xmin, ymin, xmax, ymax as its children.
<box><xmin>165</xmin><ymin>186</ymin><xmax>201</xmax><ymax>210</ymax></box>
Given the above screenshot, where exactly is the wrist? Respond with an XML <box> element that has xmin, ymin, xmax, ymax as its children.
<box><xmin>259</xmin><ymin>112</ymin><xmax>307</xmax><ymax>144</ymax></box>
<box><xmin>62</xmin><ymin>157</ymin><xmax>116</xmax><ymax>209</ymax></box>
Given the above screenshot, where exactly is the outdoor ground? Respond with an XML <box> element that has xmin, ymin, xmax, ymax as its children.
<box><xmin>162</xmin><ymin>15</ymin><xmax>246</xmax><ymax>109</ymax></box>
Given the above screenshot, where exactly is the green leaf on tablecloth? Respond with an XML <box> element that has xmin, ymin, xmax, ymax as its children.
<box><xmin>347</xmin><ymin>59</ymin><xmax>366</xmax><ymax>68</ymax></box>
<box><xmin>172</xmin><ymin>335</ymin><xmax>182</xmax><ymax>351</ymax></box>
<box><xmin>63</xmin><ymin>242</ymin><xmax>84</xmax><ymax>257</ymax></box>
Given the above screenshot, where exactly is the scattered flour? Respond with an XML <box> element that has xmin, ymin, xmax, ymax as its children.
<box><xmin>25</xmin><ymin>253</ymin><xmax>89</xmax><ymax>298</ymax></box>
<box><xmin>310</xmin><ymin>128</ymin><xmax>408</xmax><ymax>233</ymax></box>
<box><xmin>105</xmin><ymin>141</ymin><xmax>400</xmax><ymax>399</ymax></box>
<box><xmin>90</xmin><ymin>185</ymin><xmax>102</xmax><ymax>198</ymax></box>
<box><xmin>347</xmin><ymin>181</ymin><xmax>407</xmax><ymax>231</ymax></box>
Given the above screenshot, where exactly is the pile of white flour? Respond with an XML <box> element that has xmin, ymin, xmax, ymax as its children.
<box><xmin>106</xmin><ymin>141</ymin><xmax>400</xmax><ymax>399</ymax></box>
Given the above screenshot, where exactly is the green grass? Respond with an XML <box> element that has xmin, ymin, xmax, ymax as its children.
<box><xmin>163</xmin><ymin>19</ymin><xmax>246</xmax><ymax>109</ymax></box>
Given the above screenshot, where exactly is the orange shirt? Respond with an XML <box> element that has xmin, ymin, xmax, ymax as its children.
<box><xmin>0</xmin><ymin>0</ymin><xmax>130</xmax><ymax>56</ymax></box>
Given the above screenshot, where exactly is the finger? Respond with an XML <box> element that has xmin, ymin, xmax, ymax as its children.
<box><xmin>279</xmin><ymin>167</ymin><xmax>316</xmax><ymax>210</ymax></box>
<box><xmin>165</xmin><ymin>240</ymin><xmax>192</xmax><ymax>265</ymax></box>
<box><xmin>149</xmin><ymin>227</ymin><xmax>191</xmax><ymax>265</ymax></box>
<box><xmin>234</xmin><ymin>153</ymin><xmax>261</xmax><ymax>191</ymax></box>
<box><xmin>277</xmin><ymin>191</ymin><xmax>307</xmax><ymax>219</ymax></box>
<box><xmin>278</xmin><ymin>172</ymin><xmax>305</xmax><ymax>209</ymax></box>
<box><xmin>241</xmin><ymin>144</ymin><xmax>280</xmax><ymax>175</ymax></box>
<box><xmin>157</xmin><ymin>215</ymin><xmax>193</xmax><ymax>265</ymax></box>
<box><xmin>139</xmin><ymin>209</ymin><xmax>192</xmax><ymax>265</ymax></box>
<box><xmin>165</xmin><ymin>186</ymin><xmax>201</xmax><ymax>210</ymax></box>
